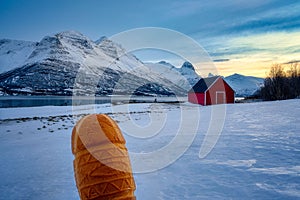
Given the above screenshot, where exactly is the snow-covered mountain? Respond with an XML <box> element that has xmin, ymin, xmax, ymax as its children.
<box><xmin>225</xmin><ymin>73</ymin><xmax>264</xmax><ymax>97</ymax></box>
<box><xmin>176</xmin><ymin>61</ymin><xmax>201</xmax><ymax>86</ymax></box>
<box><xmin>145</xmin><ymin>61</ymin><xmax>201</xmax><ymax>90</ymax></box>
<box><xmin>145</xmin><ymin>62</ymin><xmax>264</xmax><ymax>97</ymax></box>
<box><xmin>0</xmin><ymin>31</ymin><xmax>265</xmax><ymax>97</ymax></box>
<box><xmin>0</xmin><ymin>39</ymin><xmax>37</xmax><ymax>74</ymax></box>
<box><xmin>0</xmin><ymin>31</ymin><xmax>185</xmax><ymax>96</ymax></box>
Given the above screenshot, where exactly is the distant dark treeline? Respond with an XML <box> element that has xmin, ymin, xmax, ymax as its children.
<box><xmin>259</xmin><ymin>63</ymin><xmax>300</xmax><ymax>101</ymax></box>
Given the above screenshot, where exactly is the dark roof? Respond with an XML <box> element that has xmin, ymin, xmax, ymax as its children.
<box><xmin>189</xmin><ymin>76</ymin><xmax>220</xmax><ymax>93</ymax></box>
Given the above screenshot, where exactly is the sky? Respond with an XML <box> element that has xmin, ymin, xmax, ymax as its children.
<box><xmin>0</xmin><ymin>0</ymin><xmax>299</xmax><ymax>77</ymax></box>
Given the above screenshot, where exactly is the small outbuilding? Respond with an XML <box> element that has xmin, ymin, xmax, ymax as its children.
<box><xmin>188</xmin><ymin>76</ymin><xmax>235</xmax><ymax>105</ymax></box>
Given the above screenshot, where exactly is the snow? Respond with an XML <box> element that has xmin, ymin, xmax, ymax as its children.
<box><xmin>0</xmin><ymin>39</ymin><xmax>37</xmax><ymax>73</ymax></box>
<box><xmin>27</xmin><ymin>31</ymin><xmax>98</xmax><ymax>66</ymax></box>
<box><xmin>0</xmin><ymin>100</ymin><xmax>299</xmax><ymax>199</ymax></box>
<box><xmin>145</xmin><ymin>61</ymin><xmax>200</xmax><ymax>90</ymax></box>
<box><xmin>225</xmin><ymin>73</ymin><xmax>264</xmax><ymax>97</ymax></box>
<box><xmin>0</xmin><ymin>31</ymin><xmax>145</xmax><ymax>76</ymax></box>
<box><xmin>145</xmin><ymin>62</ymin><xmax>191</xmax><ymax>90</ymax></box>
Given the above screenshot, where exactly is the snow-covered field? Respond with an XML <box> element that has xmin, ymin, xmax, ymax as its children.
<box><xmin>0</xmin><ymin>100</ymin><xmax>299</xmax><ymax>199</ymax></box>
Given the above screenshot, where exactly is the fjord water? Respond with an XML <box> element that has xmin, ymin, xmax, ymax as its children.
<box><xmin>0</xmin><ymin>96</ymin><xmax>187</xmax><ymax>108</ymax></box>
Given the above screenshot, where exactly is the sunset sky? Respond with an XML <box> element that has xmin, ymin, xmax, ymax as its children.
<box><xmin>0</xmin><ymin>0</ymin><xmax>299</xmax><ymax>77</ymax></box>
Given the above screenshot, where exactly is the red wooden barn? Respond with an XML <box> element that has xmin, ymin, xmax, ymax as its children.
<box><xmin>188</xmin><ymin>76</ymin><xmax>235</xmax><ymax>105</ymax></box>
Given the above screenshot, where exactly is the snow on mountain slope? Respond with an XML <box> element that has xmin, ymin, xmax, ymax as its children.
<box><xmin>0</xmin><ymin>31</ymin><xmax>186</xmax><ymax>96</ymax></box>
<box><xmin>176</xmin><ymin>61</ymin><xmax>201</xmax><ymax>86</ymax></box>
<box><xmin>145</xmin><ymin>61</ymin><xmax>192</xmax><ymax>90</ymax></box>
<box><xmin>225</xmin><ymin>73</ymin><xmax>264</xmax><ymax>97</ymax></box>
<box><xmin>97</xmin><ymin>36</ymin><xmax>146</xmax><ymax>72</ymax></box>
<box><xmin>27</xmin><ymin>31</ymin><xmax>95</xmax><ymax>64</ymax></box>
<box><xmin>145</xmin><ymin>61</ymin><xmax>201</xmax><ymax>90</ymax></box>
<box><xmin>0</xmin><ymin>39</ymin><xmax>37</xmax><ymax>73</ymax></box>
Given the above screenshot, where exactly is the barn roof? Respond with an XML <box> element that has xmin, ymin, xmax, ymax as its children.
<box><xmin>189</xmin><ymin>76</ymin><xmax>220</xmax><ymax>93</ymax></box>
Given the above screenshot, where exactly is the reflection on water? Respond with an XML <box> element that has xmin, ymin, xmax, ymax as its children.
<box><xmin>0</xmin><ymin>96</ymin><xmax>187</xmax><ymax>108</ymax></box>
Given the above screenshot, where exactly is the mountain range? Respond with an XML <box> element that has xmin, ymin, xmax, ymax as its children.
<box><xmin>0</xmin><ymin>31</ymin><xmax>264</xmax><ymax>97</ymax></box>
<box><xmin>225</xmin><ymin>73</ymin><xmax>264</xmax><ymax>97</ymax></box>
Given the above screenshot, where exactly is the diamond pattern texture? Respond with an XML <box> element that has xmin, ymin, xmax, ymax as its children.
<box><xmin>72</xmin><ymin>114</ymin><xmax>136</xmax><ymax>200</ymax></box>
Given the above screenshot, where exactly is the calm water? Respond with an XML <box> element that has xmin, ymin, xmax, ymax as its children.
<box><xmin>0</xmin><ymin>96</ymin><xmax>187</xmax><ymax>108</ymax></box>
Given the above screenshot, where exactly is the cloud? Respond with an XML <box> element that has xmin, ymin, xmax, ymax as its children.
<box><xmin>213</xmin><ymin>59</ymin><xmax>230</xmax><ymax>62</ymax></box>
<box><xmin>231</xmin><ymin>2</ymin><xmax>300</xmax><ymax>34</ymax></box>
<box><xmin>203</xmin><ymin>31</ymin><xmax>300</xmax><ymax>59</ymax></box>
<box><xmin>186</xmin><ymin>1</ymin><xmax>300</xmax><ymax>38</ymax></box>
<box><xmin>283</xmin><ymin>60</ymin><xmax>300</xmax><ymax>65</ymax></box>
<box><xmin>228</xmin><ymin>10</ymin><xmax>300</xmax><ymax>34</ymax></box>
<box><xmin>229</xmin><ymin>31</ymin><xmax>300</xmax><ymax>54</ymax></box>
<box><xmin>200</xmin><ymin>30</ymin><xmax>300</xmax><ymax>77</ymax></box>
<box><xmin>155</xmin><ymin>1</ymin><xmax>300</xmax><ymax>77</ymax></box>
<box><xmin>165</xmin><ymin>0</ymin><xmax>275</xmax><ymax>19</ymax></box>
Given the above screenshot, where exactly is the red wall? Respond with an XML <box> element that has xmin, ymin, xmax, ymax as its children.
<box><xmin>188</xmin><ymin>78</ymin><xmax>235</xmax><ymax>105</ymax></box>
<box><xmin>188</xmin><ymin>92</ymin><xmax>205</xmax><ymax>105</ymax></box>
<box><xmin>206</xmin><ymin>78</ymin><xmax>234</xmax><ymax>105</ymax></box>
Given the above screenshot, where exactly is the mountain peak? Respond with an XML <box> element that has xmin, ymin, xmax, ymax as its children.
<box><xmin>225</xmin><ymin>73</ymin><xmax>264</xmax><ymax>97</ymax></box>
<box><xmin>157</xmin><ymin>61</ymin><xmax>175</xmax><ymax>68</ymax></box>
<box><xmin>158</xmin><ymin>60</ymin><xmax>169</xmax><ymax>65</ymax></box>
<box><xmin>55</xmin><ymin>30</ymin><xmax>86</xmax><ymax>39</ymax></box>
<box><xmin>208</xmin><ymin>72</ymin><xmax>215</xmax><ymax>77</ymax></box>
<box><xmin>96</xmin><ymin>36</ymin><xmax>126</xmax><ymax>59</ymax></box>
<box><xmin>55</xmin><ymin>30</ymin><xmax>94</xmax><ymax>49</ymax></box>
<box><xmin>181</xmin><ymin>61</ymin><xmax>195</xmax><ymax>71</ymax></box>
<box><xmin>227</xmin><ymin>73</ymin><xmax>249</xmax><ymax>80</ymax></box>
<box><xmin>231</xmin><ymin>73</ymin><xmax>242</xmax><ymax>76</ymax></box>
